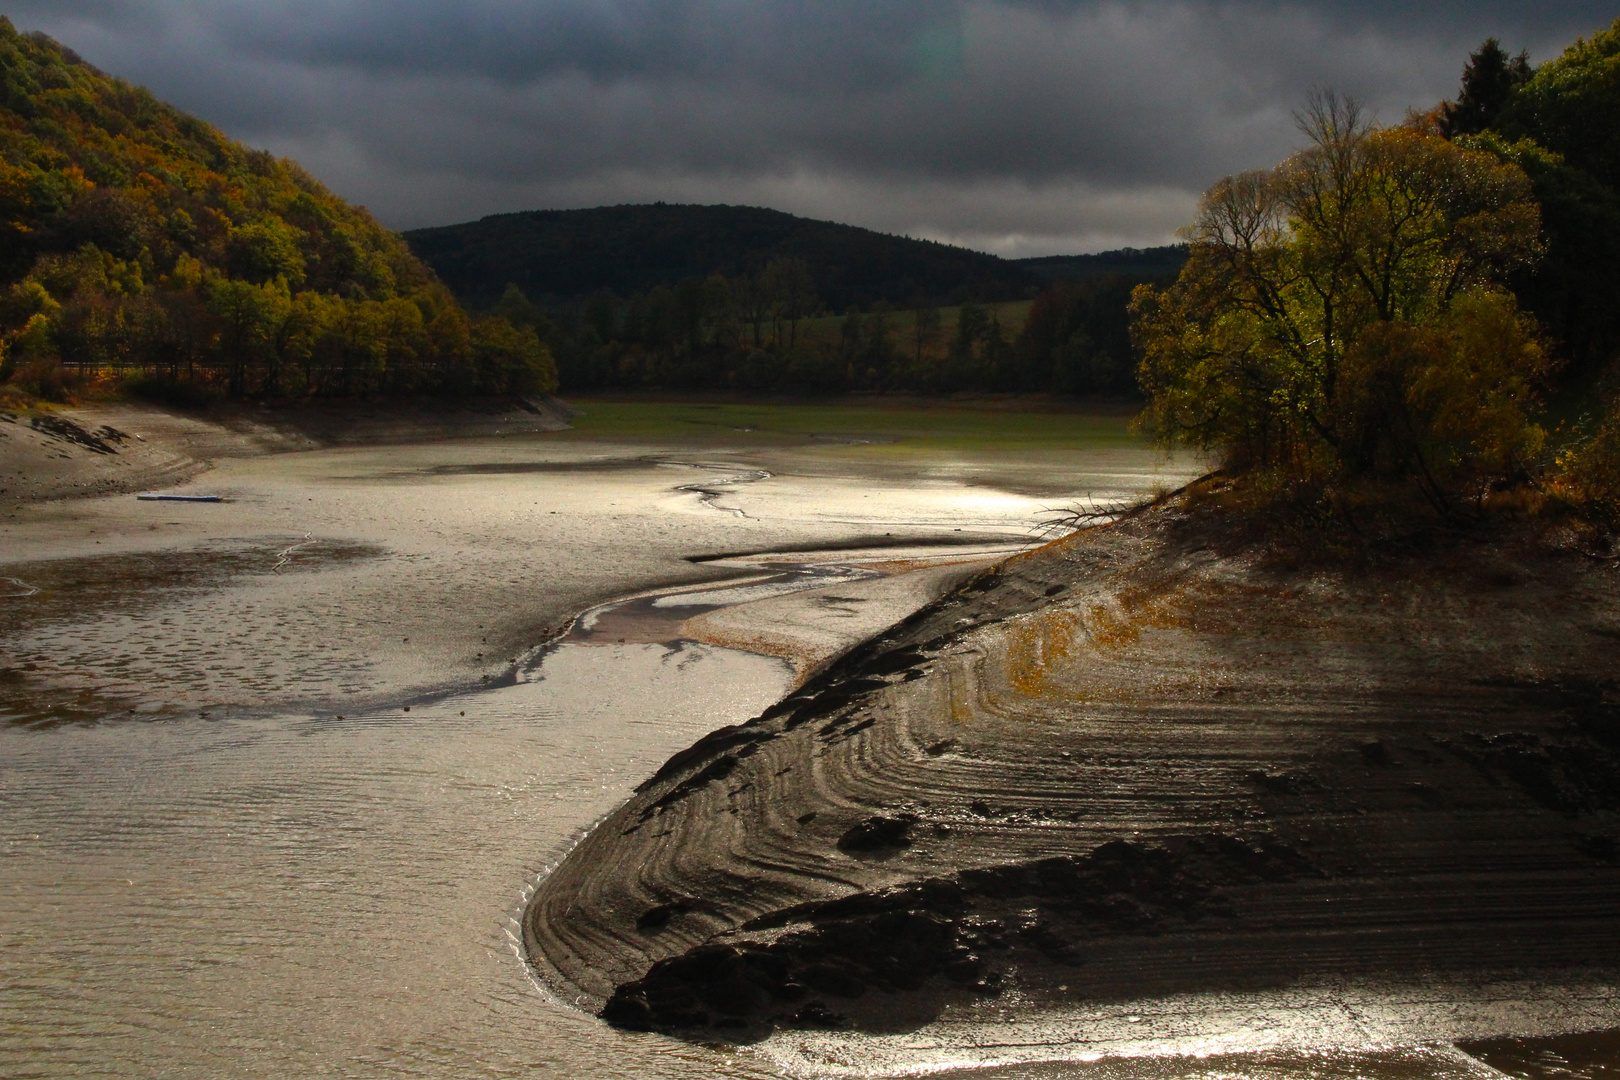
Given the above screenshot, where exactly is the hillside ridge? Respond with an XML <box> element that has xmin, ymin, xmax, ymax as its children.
<box><xmin>0</xmin><ymin>20</ymin><xmax>552</xmax><ymax>401</ymax></box>
<box><xmin>404</xmin><ymin>202</ymin><xmax>1038</xmax><ymax>310</ymax></box>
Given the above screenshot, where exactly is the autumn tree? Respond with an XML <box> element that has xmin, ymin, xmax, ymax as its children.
<box><xmin>0</xmin><ymin>23</ymin><xmax>552</xmax><ymax>402</ymax></box>
<box><xmin>762</xmin><ymin>257</ymin><xmax>818</xmax><ymax>348</ymax></box>
<box><xmin>1133</xmin><ymin>93</ymin><xmax>1548</xmax><ymax>512</ymax></box>
<box><xmin>1015</xmin><ymin>274</ymin><xmax>1141</xmax><ymax>394</ymax></box>
<box><xmin>911</xmin><ymin>300</ymin><xmax>941</xmax><ymax>370</ymax></box>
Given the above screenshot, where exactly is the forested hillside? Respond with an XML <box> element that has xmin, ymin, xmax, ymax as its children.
<box><xmin>403</xmin><ymin>203</ymin><xmax>1035</xmax><ymax>311</ymax></box>
<box><xmin>22</xmin><ymin>8</ymin><xmax>1615</xmax><ymax>415</ymax></box>
<box><xmin>1017</xmin><ymin>245</ymin><xmax>1188</xmax><ymax>283</ymax></box>
<box><xmin>1458</xmin><ymin>27</ymin><xmax>1620</xmax><ymax>377</ymax></box>
<box><xmin>0</xmin><ymin>20</ymin><xmax>553</xmax><ymax>403</ymax></box>
<box><xmin>406</xmin><ymin>204</ymin><xmax>1176</xmax><ymax>396</ymax></box>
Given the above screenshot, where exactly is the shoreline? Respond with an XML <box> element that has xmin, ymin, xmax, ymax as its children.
<box><xmin>1</xmin><ymin>395</ymin><xmax>573</xmax><ymax>507</ymax></box>
<box><xmin>1</xmin><ymin>407</ymin><xmax>1084</xmax><ymax>725</ymax></box>
<box><xmin>565</xmin><ymin>390</ymin><xmax>1146</xmax><ymax>414</ymax></box>
<box><xmin>526</xmin><ymin>487</ymin><xmax>1620</xmax><ymax>1063</ymax></box>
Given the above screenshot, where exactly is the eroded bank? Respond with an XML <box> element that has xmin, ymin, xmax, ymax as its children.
<box><xmin>529</xmin><ymin>486</ymin><xmax>1620</xmax><ymax>1075</ymax></box>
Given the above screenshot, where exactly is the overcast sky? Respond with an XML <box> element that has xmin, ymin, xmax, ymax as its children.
<box><xmin>9</xmin><ymin>2</ymin><xmax>1614</xmax><ymax>256</ymax></box>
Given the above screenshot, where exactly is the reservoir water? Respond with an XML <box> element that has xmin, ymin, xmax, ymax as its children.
<box><xmin>0</xmin><ymin>547</ymin><xmax>1013</xmax><ymax>1080</ymax></box>
<box><xmin>0</xmin><ymin>422</ymin><xmax>1188</xmax><ymax>1079</ymax></box>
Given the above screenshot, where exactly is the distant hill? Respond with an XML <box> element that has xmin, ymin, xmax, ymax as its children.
<box><xmin>403</xmin><ymin>203</ymin><xmax>1039</xmax><ymax>310</ymax></box>
<box><xmin>1015</xmin><ymin>246</ymin><xmax>1188</xmax><ymax>283</ymax></box>
<box><xmin>0</xmin><ymin>20</ymin><xmax>552</xmax><ymax>401</ymax></box>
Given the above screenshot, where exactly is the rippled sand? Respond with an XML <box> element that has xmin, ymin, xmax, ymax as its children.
<box><xmin>0</xmin><ymin>406</ymin><xmax>1199</xmax><ymax>1079</ymax></box>
<box><xmin>530</xmin><ymin>486</ymin><xmax>1620</xmax><ymax>1078</ymax></box>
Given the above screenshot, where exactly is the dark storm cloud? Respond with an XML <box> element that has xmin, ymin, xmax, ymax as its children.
<box><xmin>6</xmin><ymin>2</ymin><xmax>1615</xmax><ymax>254</ymax></box>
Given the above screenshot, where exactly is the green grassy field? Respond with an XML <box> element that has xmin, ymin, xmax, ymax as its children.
<box><xmin>793</xmin><ymin>300</ymin><xmax>1035</xmax><ymax>358</ymax></box>
<box><xmin>559</xmin><ymin>396</ymin><xmax>1151</xmax><ymax>453</ymax></box>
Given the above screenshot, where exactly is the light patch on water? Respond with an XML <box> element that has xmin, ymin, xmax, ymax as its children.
<box><xmin>748</xmin><ymin>976</ymin><xmax>1620</xmax><ymax>1077</ymax></box>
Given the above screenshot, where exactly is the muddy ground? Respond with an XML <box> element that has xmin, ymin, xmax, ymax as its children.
<box><xmin>0</xmin><ymin>396</ymin><xmax>572</xmax><ymax>505</ymax></box>
<box><xmin>3</xmin><ymin>398</ymin><xmax>1188</xmax><ymax>727</ymax></box>
<box><xmin>1</xmin><ymin>397</ymin><xmax>1214</xmax><ymax>1079</ymax></box>
<box><xmin>528</xmin><ymin>482</ymin><xmax>1620</xmax><ymax>1052</ymax></box>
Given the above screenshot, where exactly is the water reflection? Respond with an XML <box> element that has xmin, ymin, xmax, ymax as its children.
<box><xmin>0</xmin><ymin>609</ymin><xmax>792</xmax><ymax>1078</ymax></box>
<box><xmin>1465</xmin><ymin>1028</ymin><xmax>1620</xmax><ymax>1080</ymax></box>
<box><xmin>904</xmin><ymin>1045</ymin><xmax>1510</xmax><ymax>1080</ymax></box>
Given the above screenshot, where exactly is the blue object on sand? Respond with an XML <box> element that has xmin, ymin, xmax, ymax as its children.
<box><xmin>136</xmin><ymin>494</ymin><xmax>223</xmax><ymax>502</ymax></box>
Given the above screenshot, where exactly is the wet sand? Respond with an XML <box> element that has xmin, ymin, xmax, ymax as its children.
<box><xmin>3</xmin><ymin>399</ymin><xmax>1162</xmax><ymax>725</ymax></box>
<box><xmin>0</xmin><ymin>396</ymin><xmax>574</xmax><ymax>504</ymax></box>
<box><xmin>529</xmin><ymin>484</ymin><xmax>1620</xmax><ymax>1075</ymax></box>
<box><xmin>0</xmin><ymin>398</ymin><xmax>1199</xmax><ymax>1079</ymax></box>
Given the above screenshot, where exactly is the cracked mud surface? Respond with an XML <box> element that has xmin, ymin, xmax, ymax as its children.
<box><xmin>528</xmin><ymin>492</ymin><xmax>1620</xmax><ymax>1051</ymax></box>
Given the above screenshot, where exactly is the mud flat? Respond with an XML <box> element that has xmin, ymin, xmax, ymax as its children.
<box><xmin>0</xmin><ymin>396</ymin><xmax>571</xmax><ymax>505</ymax></box>
<box><xmin>528</xmin><ymin>482</ymin><xmax>1620</xmax><ymax>1068</ymax></box>
<box><xmin>0</xmin><ymin>401</ymin><xmax>1204</xmax><ymax>1079</ymax></box>
<box><xmin>8</xmin><ymin>399</ymin><xmax>1144</xmax><ymax>725</ymax></box>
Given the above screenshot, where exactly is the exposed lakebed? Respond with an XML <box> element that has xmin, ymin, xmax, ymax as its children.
<box><xmin>0</xmin><ymin>410</ymin><xmax>1197</xmax><ymax>1079</ymax></box>
<box><xmin>531</xmin><ymin>492</ymin><xmax>1620</xmax><ymax>1080</ymax></box>
<box><xmin>8</xmin><ymin>407</ymin><xmax>1613</xmax><ymax>1079</ymax></box>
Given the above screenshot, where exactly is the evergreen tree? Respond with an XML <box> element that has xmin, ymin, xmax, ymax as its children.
<box><xmin>1438</xmin><ymin>38</ymin><xmax>1533</xmax><ymax>138</ymax></box>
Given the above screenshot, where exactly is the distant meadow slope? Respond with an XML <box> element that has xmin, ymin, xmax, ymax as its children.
<box><xmin>0</xmin><ymin>20</ymin><xmax>553</xmax><ymax>403</ymax></box>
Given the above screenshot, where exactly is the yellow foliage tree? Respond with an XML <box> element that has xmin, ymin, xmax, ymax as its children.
<box><xmin>1133</xmin><ymin>93</ymin><xmax>1549</xmax><ymax>513</ymax></box>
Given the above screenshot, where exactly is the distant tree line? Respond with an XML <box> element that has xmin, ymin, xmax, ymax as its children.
<box><xmin>403</xmin><ymin>203</ymin><xmax>1036</xmax><ymax>312</ymax></box>
<box><xmin>489</xmin><ymin>257</ymin><xmax>1159</xmax><ymax>397</ymax></box>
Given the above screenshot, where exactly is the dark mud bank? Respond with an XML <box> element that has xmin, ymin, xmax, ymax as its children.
<box><xmin>526</xmin><ymin>496</ymin><xmax>1620</xmax><ymax>1040</ymax></box>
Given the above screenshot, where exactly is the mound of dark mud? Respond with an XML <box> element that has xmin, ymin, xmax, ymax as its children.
<box><xmin>527</xmin><ymin>491</ymin><xmax>1620</xmax><ymax>1039</ymax></box>
<box><xmin>601</xmin><ymin>833</ymin><xmax>1320</xmax><ymax>1036</ymax></box>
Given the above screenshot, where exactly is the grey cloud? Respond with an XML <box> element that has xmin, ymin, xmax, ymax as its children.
<box><xmin>7</xmin><ymin>2</ymin><xmax>1615</xmax><ymax>254</ymax></box>
<box><xmin>176</xmin><ymin>1</ymin><xmax>965</xmax><ymax>90</ymax></box>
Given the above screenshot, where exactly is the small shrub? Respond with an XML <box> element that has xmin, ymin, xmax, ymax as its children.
<box><xmin>1556</xmin><ymin>405</ymin><xmax>1620</xmax><ymax>530</ymax></box>
<box><xmin>122</xmin><ymin>372</ymin><xmax>223</xmax><ymax>407</ymax></box>
<box><xmin>4</xmin><ymin>359</ymin><xmax>79</xmax><ymax>403</ymax></box>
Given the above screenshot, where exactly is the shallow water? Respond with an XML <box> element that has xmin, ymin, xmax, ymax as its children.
<box><xmin>0</xmin><ymin>554</ymin><xmax>886</xmax><ymax>1079</ymax></box>
<box><xmin>2</xmin><ymin>431</ymin><xmax>1613</xmax><ymax>1079</ymax></box>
